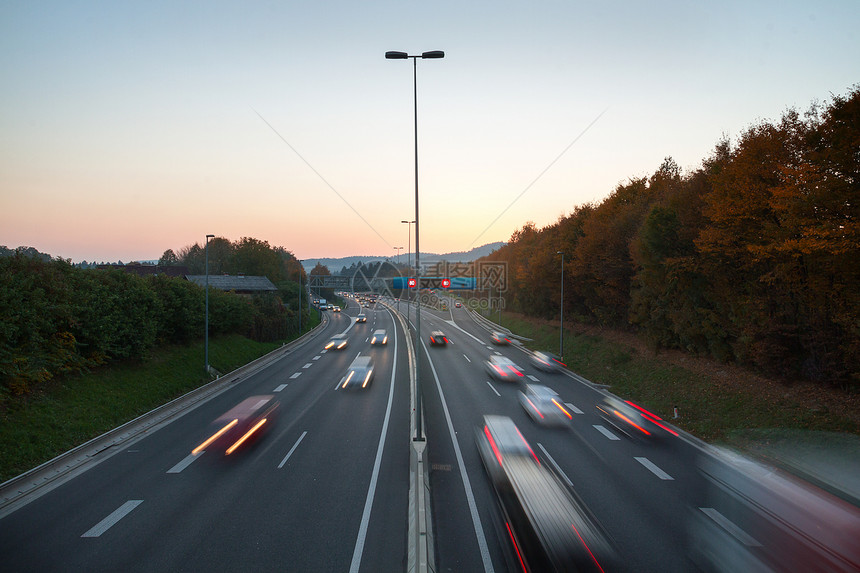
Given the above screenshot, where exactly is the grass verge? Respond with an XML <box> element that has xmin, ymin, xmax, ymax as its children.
<box><xmin>0</xmin><ymin>334</ymin><xmax>280</xmax><ymax>482</ymax></box>
<box><xmin>485</xmin><ymin>310</ymin><xmax>859</xmax><ymax>443</ymax></box>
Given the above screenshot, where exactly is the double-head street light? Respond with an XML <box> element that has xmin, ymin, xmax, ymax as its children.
<box><xmin>400</xmin><ymin>219</ymin><xmax>416</xmax><ymax>273</ymax></box>
<box><xmin>205</xmin><ymin>234</ymin><xmax>215</xmax><ymax>374</ymax></box>
<box><xmin>387</xmin><ymin>50</ymin><xmax>444</xmax><ymax>442</ymax></box>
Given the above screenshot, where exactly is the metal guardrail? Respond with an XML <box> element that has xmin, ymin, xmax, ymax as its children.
<box><xmin>0</xmin><ymin>316</ymin><xmax>328</xmax><ymax>517</ymax></box>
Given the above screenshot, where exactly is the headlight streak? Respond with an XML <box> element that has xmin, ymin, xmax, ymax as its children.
<box><xmin>362</xmin><ymin>370</ymin><xmax>372</xmax><ymax>388</ymax></box>
<box><xmin>551</xmin><ymin>398</ymin><xmax>573</xmax><ymax>419</ymax></box>
<box><xmin>337</xmin><ymin>341</ymin><xmax>347</xmax><ymax>349</ymax></box>
<box><xmin>342</xmin><ymin>370</ymin><xmax>355</xmax><ymax>389</ymax></box>
<box><xmin>613</xmin><ymin>410</ymin><xmax>651</xmax><ymax>435</ymax></box>
<box><xmin>325</xmin><ymin>342</ymin><xmax>334</xmax><ymax>349</ymax></box>
<box><xmin>192</xmin><ymin>419</ymin><xmax>238</xmax><ymax>454</ymax></box>
<box><xmin>225</xmin><ymin>418</ymin><xmax>267</xmax><ymax>455</ymax></box>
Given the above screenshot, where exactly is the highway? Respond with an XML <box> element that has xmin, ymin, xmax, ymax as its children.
<box><xmin>0</xmin><ymin>299</ymin><xmax>411</xmax><ymax>572</ymax></box>
<box><xmin>409</xmin><ymin>296</ymin><xmax>705</xmax><ymax>572</ymax></box>
<box><xmin>2</xmin><ymin>292</ymin><xmax>855</xmax><ymax>572</ymax></box>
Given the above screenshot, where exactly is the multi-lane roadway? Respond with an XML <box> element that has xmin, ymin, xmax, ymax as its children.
<box><xmin>3</xmin><ymin>293</ymin><xmax>853</xmax><ymax>572</ymax></box>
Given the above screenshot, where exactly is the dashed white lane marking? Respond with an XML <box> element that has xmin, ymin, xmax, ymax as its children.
<box><xmin>290</xmin><ymin>372</ymin><xmax>302</xmax><ymax>379</ymax></box>
<box><xmin>635</xmin><ymin>457</ymin><xmax>674</xmax><ymax>480</ymax></box>
<box><xmin>313</xmin><ymin>355</ymin><xmax>321</xmax><ymax>360</ymax></box>
<box><xmin>167</xmin><ymin>453</ymin><xmax>202</xmax><ymax>474</ymax></box>
<box><xmin>485</xmin><ymin>381</ymin><xmax>501</xmax><ymax>397</ymax></box>
<box><xmin>698</xmin><ymin>508</ymin><xmax>762</xmax><ymax>546</ymax></box>
<box><xmin>527</xmin><ymin>374</ymin><xmax>539</xmax><ymax>382</ymax></box>
<box><xmin>593</xmin><ymin>424</ymin><xmax>620</xmax><ymax>440</ymax></box>
<box><xmin>278</xmin><ymin>431</ymin><xmax>308</xmax><ymax>469</ymax></box>
<box><xmin>320</xmin><ymin>349</ymin><xmax>328</xmax><ymax>354</ymax></box>
<box><xmin>565</xmin><ymin>402</ymin><xmax>584</xmax><ymax>414</ymax></box>
<box><xmin>274</xmin><ymin>383</ymin><xmax>288</xmax><ymax>392</ymax></box>
<box><xmin>302</xmin><ymin>363</ymin><xmax>313</xmax><ymax>369</ymax></box>
<box><xmin>537</xmin><ymin>443</ymin><xmax>573</xmax><ymax>487</ymax></box>
<box><xmin>81</xmin><ymin>500</ymin><xmax>143</xmax><ymax>537</ymax></box>
<box><xmin>464</xmin><ymin>354</ymin><xmax>471</xmax><ymax>363</ymax></box>
<box><xmin>494</xmin><ymin>351</ymin><xmax>502</xmax><ymax>355</ymax></box>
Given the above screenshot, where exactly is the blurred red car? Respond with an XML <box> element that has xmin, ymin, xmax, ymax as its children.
<box><xmin>192</xmin><ymin>395</ymin><xmax>280</xmax><ymax>456</ymax></box>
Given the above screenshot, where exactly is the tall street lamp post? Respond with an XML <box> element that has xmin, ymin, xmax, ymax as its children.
<box><xmin>205</xmin><ymin>234</ymin><xmax>215</xmax><ymax>374</ymax></box>
<box><xmin>558</xmin><ymin>251</ymin><xmax>565</xmax><ymax>360</ymax></box>
<box><xmin>387</xmin><ymin>50</ymin><xmax>444</xmax><ymax>441</ymax></box>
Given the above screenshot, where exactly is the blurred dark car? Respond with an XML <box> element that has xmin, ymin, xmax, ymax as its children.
<box><xmin>476</xmin><ymin>415</ymin><xmax>618</xmax><ymax>572</ymax></box>
<box><xmin>485</xmin><ymin>355</ymin><xmax>525</xmax><ymax>381</ymax></box>
<box><xmin>340</xmin><ymin>356</ymin><xmax>374</xmax><ymax>389</ymax></box>
<box><xmin>595</xmin><ymin>395</ymin><xmax>679</xmax><ymax>440</ymax></box>
<box><xmin>429</xmin><ymin>330</ymin><xmax>449</xmax><ymax>346</ymax></box>
<box><xmin>192</xmin><ymin>395</ymin><xmax>280</xmax><ymax>456</ymax></box>
<box><xmin>519</xmin><ymin>385</ymin><xmax>573</xmax><ymax>426</ymax></box>
<box><xmin>530</xmin><ymin>351</ymin><xmax>565</xmax><ymax>373</ymax></box>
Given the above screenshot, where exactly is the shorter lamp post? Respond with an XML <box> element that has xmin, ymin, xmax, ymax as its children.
<box><xmin>205</xmin><ymin>234</ymin><xmax>215</xmax><ymax>374</ymax></box>
<box><xmin>558</xmin><ymin>251</ymin><xmax>565</xmax><ymax>360</ymax></box>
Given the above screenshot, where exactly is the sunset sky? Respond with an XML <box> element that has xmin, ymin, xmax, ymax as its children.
<box><xmin>2</xmin><ymin>1</ymin><xmax>858</xmax><ymax>263</ymax></box>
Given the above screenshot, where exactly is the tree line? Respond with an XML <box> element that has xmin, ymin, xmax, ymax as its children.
<box><xmin>1</xmin><ymin>237</ymin><xmax>311</xmax><ymax>403</ymax></box>
<box><xmin>481</xmin><ymin>86</ymin><xmax>858</xmax><ymax>388</ymax></box>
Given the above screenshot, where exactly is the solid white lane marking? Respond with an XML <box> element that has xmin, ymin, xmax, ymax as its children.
<box><xmin>593</xmin><ymin>424</ymin><xmax>620</xmax><ymax>440</ymax></box>
<box><xmin>313</xmin><ymin>355</ymin><xmax>321</xmax><ymax>361</ymax></box>
<box><xmin>274</xmin><ymin>383</ymin><xmax>288</xmax><ymax>392</ymax></box>
<box><xmin>464</xmin><ymin>354</ymin><xmax>471</xmax><ymax>363</ymax></box>
<box><xmin>167</xmin><ymin>453</ymin><xmax>202</xmax><ymax>474</ymax></box>
<box><xmin>81</xmin><ymin>500</ymin><xmax>143</xmax><ymax>537</ymax></box>
<box><xmin>278</xmin><ymin>431</ymin><xmax>308</xmax><ymax>469</ymax></box>
<box><xmin>565</xmin><ymin>402</ymin><xmax>584</xmax><ymax>414</ymax></box>
<box><xmin>527</xmin><ymin>374</ymin><xmax>539</xmax><ymax>382</ymax></box>
<box><xmin>635</xmin><ymin>457</ymin><xmax>674</xmax><ymax>480</ymax></box>
<box><xmin>699</xmin><ymin>507</ymin><xmax>762</xmax><ymax>546</ymax></box>
<box><xmin>537</xmin><ymin>443</ymin><xmax>573</xmax><ymax>487</ymax></box>
<box><xmin>421</xmin><ymin>338</ymin><xmax>495</xmax><ymax>573</ymax></box>
<box><xmin>485</xmin><ymin>380</ymin><xmax>501</xmax><ymax>397</ymax></box>
<box><xmin>290</xmin><ymin>372</ymin><xmax>301</xmax><ymax>379</ymax></box>
<box><xmin>302</xmin><ymin>363</ymin><xmax>313</xmax><ymax>369</ymax></box>
<box><xmin>348</xmin><ymin>306</ymin><xmax>399</xmax><ymax>573</ymax></box>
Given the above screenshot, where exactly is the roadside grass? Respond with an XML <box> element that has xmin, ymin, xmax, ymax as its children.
<box><xmin>487</xmin><ymin>311</ymin><xmax>859</xmax><ymax>443</ymax></box>
<box><xmin>0</xmin><ymin>334</ymin><xmax>280</xmax><ymax>482</ymax></box>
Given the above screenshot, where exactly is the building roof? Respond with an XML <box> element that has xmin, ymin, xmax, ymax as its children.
<box><xmin>185</xmin><ymin>275</ymin><xmax>278</xmax><ymax>292</ymax></box>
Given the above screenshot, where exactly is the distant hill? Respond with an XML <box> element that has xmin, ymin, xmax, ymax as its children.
<box><xmin>301</xmin><ymin>242</ymin><xmax>504</xmax><ymax>273</ymax></box>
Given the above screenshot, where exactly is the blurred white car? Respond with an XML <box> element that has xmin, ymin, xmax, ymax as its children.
<box><xmin>519</xmin><ymin>385</ymin><xmax>573</xmax><ymax>426</ymax></box>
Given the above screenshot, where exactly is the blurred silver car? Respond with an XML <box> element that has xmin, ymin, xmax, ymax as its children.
<box><xmin>325</xmin><ymin>334</ymin><xmax>348</xmax><ymax>350</ymax></box>
<box><xmin>491</xmin><ymin>331</ymin><xmax>511</xmax><ymax>345</ymax></box>
<box><xmin>340</xmin><ymin>356</ymin><xmax>374</xmax><ymax>389</ymax></box>
<box><xmin>519</xmin><ymin>384</ymin><xmax>573</xmax><ymax>426</ymax></box>
<box><xmin>370</xmin><ymin>329</ymin><xmax>387</xmax><ymax>345</ymax></box>
<box><xmin>530</xmin><ymin>351</ymin><xmax>565</xmax><ymax>373</ymax></box>
<box><xmin>485</xmin><ymin>355</ymin><xmax>524</xmax><ymax>381</ymax></box>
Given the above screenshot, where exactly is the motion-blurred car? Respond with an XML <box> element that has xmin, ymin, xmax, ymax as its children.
<box><xmin>429</xmin><ymin>330</ymin><xmax>449</xmax><ymax>346</ymax></box>
<box><xmin>192</xmin><ymin>395</ymin><xmax>280</xmax><ymax>456</ymax></box>
<box><xmin>340</xmin><ymin>356</ymin><xmax>374</xmax><ymax>389</ymax></box>
<box><xmin>455</xmin><ymin>301</ymin><xmax>462</xmax><ymax>308</ymax></box>
<box><xmin>370</xmin><ymin>329</ymin><xmax>388</xmax><ymax>345</ymax></box>
<box><xmin>356</xmin><ymin>314</ymin><xmax>367</xmax><ymax>323</ymax></box>
<box><xmin>595</xmin><ymin>395</ymin><xmax>679</xmax><ymax>439</ymax></box>
<box><xmin>485</xmin><ymin>355</ymin><xmax>525</xmax><ymax>381</ymax></box>
<box><xmin>530</xmin><ymin>351</ymin><xmax>566</xmax><ymax>373</ymax></box>
<box><xmin>491</xmin><ymin>331</ymin><xmax>512</xmax><ymax>345</ymax></box>
<box><xmin>690</xmin><ymin>447</ymin><xmax>860</xmax><ymax>572</ymax></box>
<box><xmin>519</xmin><ymin>384</ymin><xmax>573</xmax><ymax>426</ymax></box>
<box><xmin>476</xmin><ymin>415</ymin><xmax>618</xmax><ymax>572</ymax></box>
<box><xmin>325</xmin><ymin>334</ymin><xmax>348</xmax><ymax>350</ymax></box>
<box><xmin>333</xmin><ymin>306</ymin><xmax>341</xmax><ymax>312</ymax></box>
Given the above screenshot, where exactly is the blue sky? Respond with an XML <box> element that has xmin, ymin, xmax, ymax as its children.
<box><xmin>1</xmin><ymin>0</ymin><xmax>858</xmax><ymax>262</ymax></box>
